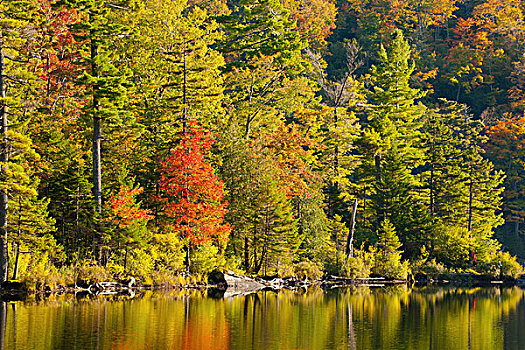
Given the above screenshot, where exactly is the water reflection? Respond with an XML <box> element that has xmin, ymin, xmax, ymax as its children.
<box><xmin>0</xmin><ymin>286</ymin><xmax>523</xmax><ymax>350</ymax></box>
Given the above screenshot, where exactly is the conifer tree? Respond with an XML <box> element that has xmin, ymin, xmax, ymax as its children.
<box><xmin>122</xmin><ymin>0</ymin><xmax>225</xmax><ymax>212</ymax></box>
<box><xmin>10</xmin><ymin>174</ymin><xmax>56</xmax><ymax>280</ymax></box>
<box><xmin>0</xmin><ymin>0</ymin><xmax>45</xmax><ymax>281</ymax></box>
<box><xmin>55</xmin><ymin>0</ymin><xmax>134</xmax><ymax>257</ymax></box>
<box><xmin>217</xmin><ymin>0</ymin><xmax>305</xmax><ymax>71</ymax></box>
<box><xmin>374</xmin><ymin>218</ymin><xmax>408</xmax><ymax>279</ymax></box>
<box><xmin>420</xmin><ymin>101</ymin><xmax>505</xmax><ymax>265</ymax></box>
<box><xmin>221</xmin><ymin>134</ymin><xmax>303</xmax><ymax>274</ymax></box>
<box><xmin>356</xmin><ymin>30</ymin><xmax>426</xmax><ymax>240</ymax></box>
<box><xmin>307</xmin><ymin>41</ymin><xmax>364</xmax><ymax>221</ymax></box>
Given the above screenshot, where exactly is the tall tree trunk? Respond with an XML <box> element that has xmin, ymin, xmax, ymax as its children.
<box><xmin>468</xmin><ymin>166</ymin><xmax>474</xmax><ymax>264</ymax></box>
<box><xmin>346</xmin><ymin>198</ymin><xmax>358</xmax><ymax>258</ymax></box>
<box><xmin>90</xmin><ymin>22</ymin><xmax>102</xmax><ymax>258</ymax></box>
<box><xmin>0</xmin><ymin>31</ymin><xmax>9</xmax><ymax>282</ymax></box>
<box><xmin>12</xmin><ymin>196</ymin><xmax>21</xmax><ymax>280</ymax></box>
<box><xmin>182</xmin><ymin>37</ymin><xmax>188</xmax><ymax>133</ymax></box>
<box><xmin>254</xmin><ymin>246</ymin><xmax>266</xmax><ymax>274</ymax></box>
<box><xmin>374</xmin><ymin>153</ymin><xmax>383</xmax><ymax>226</ymax></box>
<box><xmin>12</xmin><ymin>243</ymin><xmax>19</xmax><ymax>281</ymax></box>
<box><xmin>430</xmin><ymin>126</ymin><xmax>436</xmax><ymax>218</ymax></box>
<box><xmin>185</xmin><ymin>244</ymin><xmax>191</xmax><ymax>274</ymax></box>
<box><xmin>334</xmin><ymin>108</ymin><xmax>339</xmax><ymax>180</ymax></box>
<box><xmin>244</xmin><ymin>235</ymin><xmax>249</xmax><ymax>271</ymax></box>
<box><xmin>513</xmin><ymin>181</ymin><xmax>519</xmax><ymax>236</ymax></box>
<box><xmin>123</xmin><ymin>243</ymin><xmax>129</xmax><ymax>273</ymax></box>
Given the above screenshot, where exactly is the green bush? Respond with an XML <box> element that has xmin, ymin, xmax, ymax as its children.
<box><xmin>151</xmin><ymin>268</ymin><xmax>180</xmax><ymax>286</ymax></box>
<box><xmin>277</xmin><ymin>263</ymin><xmax>295</xmax><ymax>278</ymax></box>
<box><xmin>75</xmin><ymin>259</ymin><xmax>109</xmax><ymax>285</ymax></box>
<box><xmin>190</xmin><ymin>244</ymin><xmax>226</xmax><ymax>274</ymax></box>
<box><xmin>126</xmin><ymin>248</ymin><xmax>155</xmax><ymax>283</ymax></box>
<box><xmin>495</xmin><ymin>252</ymin><xmax>523</xmax><ymax>279</ymax></box>
<box><xmin>417</xmin><ymin>259</ymin><xmax>447</xmax><ymax>279</ymax></box>
<box><xmin>374</xmin><ymin>258</ymin><xmax>410</xmax><ymax>280</ymax></box>
<box><xmin>294</xmin><ymin>260</ymin><xmax>323</xmax><ymax>280</ymax></box>
<box><xmin>341</xmin><ymin>248</ymin><xmax>374</xmax><ymax>279</ymax></box>
<box><xmin>20</xmin><ymin>252</ymin><xmax>64</xmax><ymax>290</ymax></box>
<box><xmin>433</xmin><ymin>226</ymin><xmax>471</xmax><ymax>268</ymax></box>
<box><xmin>151</xmin><ymin>230</ymin><xmax>185</xmax><ymax>273</ymax></box>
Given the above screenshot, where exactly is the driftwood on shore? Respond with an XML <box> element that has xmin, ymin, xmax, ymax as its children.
<box><xmin>73</xmin><ymin>277</ymin><xmax>137</xmax><ymax>295</ymax></box>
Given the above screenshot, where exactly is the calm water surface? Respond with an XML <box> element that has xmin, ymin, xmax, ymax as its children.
<box><xmin>1</xmin><ymin>285</ymin><xmax>524</xmax><ymax>349</ymax></box>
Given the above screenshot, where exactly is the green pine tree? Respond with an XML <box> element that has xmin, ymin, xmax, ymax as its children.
<box><xmin>0</xmin><ymin>0</ymin><xmax>47</xmax><ymax>281</ymax></box>
<box><xmin>356</xmin><ymin>29</ymin><xmax>426</xmax><ymax>244</ymax></box>
<box><xmin>216</xmin><ymin>0</ymin><xmax>305</xmax><ymax>72</ymax></box>
<box><xmin>374</xmin><ymin>218</ymin><xmax>408</xmax><ymax>279</ymax></box>
<box><xmin>56</xmin><ymin>0</ymin><xmax>135</xmax><ymax>258</ymax></box>
<box><xmin>121</xmin><ymin>0</ymin><xmax>225</xmax><ymax>217</ymax></box>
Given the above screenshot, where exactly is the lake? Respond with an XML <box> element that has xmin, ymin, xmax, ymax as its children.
<box><xmin>0</xmin><ymin>285</ymin><xmax>523</xmax><ymax>349</ymax></box>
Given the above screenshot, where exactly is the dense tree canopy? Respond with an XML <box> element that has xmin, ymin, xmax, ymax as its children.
<box><xmin>1</xmin><ymin>0</ymin><xmax>523</xmax><ymax>287</ymax></box>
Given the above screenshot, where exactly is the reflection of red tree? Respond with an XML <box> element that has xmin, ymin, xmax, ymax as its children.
<box><xmin>181</xmin><ymin>313</ymin><xmax>229</xmax><ymax>350</ymax></box>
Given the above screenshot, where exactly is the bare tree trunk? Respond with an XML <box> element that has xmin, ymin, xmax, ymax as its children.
<box><xmin>346</xmin><ymin>198</ymin><xmax>358</xmax><ymax>258</ymax></box>
<box><xmin>0</xmin><ymin>31</ymin><xmax>9</xmax><ymax>282</ymax></box>
<box><xmin>90</xmin><ymin>20</ymin><xmax>102</xmax><ymax>259</ymax></box>
<box><xmin>468</xmin><ymin>166</ymin><xmax>474</xmax><ymax>265</ymax></box>
<box><xmin>185</xmin><ymin>244</ymin><xmax>191</xmax><ymax>274</ymax></box>
<box><xmin>244</xmin><ymin>235</ymin><xmax>249</xmax><ymax>271</ymax></box>
<box><xmin>12</xmin><ymin>196</ymin><xmax>21</xmax><ymax>280</ymax></box>
<box><xmin>12</xmin><ymin>243</ymin><xmax>19</xmax><ymax>281</ymax></box>
<box><xmin>182</xmin><ymin>36</ymin><xmax>187</xmax><ymax>133</ymax></box>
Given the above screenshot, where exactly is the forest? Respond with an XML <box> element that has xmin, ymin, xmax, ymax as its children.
<box><xmin>1</xmin><ymin>0</ymin><xmax>525</xmax><ymax>289</ymax></box>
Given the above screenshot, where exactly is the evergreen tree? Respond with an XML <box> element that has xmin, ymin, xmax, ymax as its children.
<box><xmin>56</xmin><ymin>0</ymin><xmax>134</xmax><ymax>257</ymax></box>
<box><xmin>0</xmin><ymin>0</ymin><xmax>46</xmax><ymax>281</ymax></box>
<box><xmin>222</xmin><ymin>134</ymin><xmax>301</xmax><ymax>274</ymax></box>
<box><xmin>374</xmin><ymin>218</ymin><xmax>408</xmax><ymax>279</ymax></box>
<box><xmin>356</xmin><ymin>30</ymin><xmax>426</xmax><ymax>241</ymax></box>
<box><xmin>217</xmin><ymin>0</ymin><xmax>305</xmax><ymax>71</ymax></box>
<box><xmin>420</xmin><ymin>101</ymin><xmax>505</xmax><ymax>265</ymax></box>
<box><xmin>485</xmin><ymin>116</ymin><xmax>525</xmax><ymax>236</ymax></box>
<box><xmin>122</xmin><ymin>0</ymin><xmax>225</xmax><ymax>213</ymax></box>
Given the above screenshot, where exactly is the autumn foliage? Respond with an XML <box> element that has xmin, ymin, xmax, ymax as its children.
<box><xmin>157</xmin><ymin>124</ymin><xmax>231</xmax><ymax>246</ymax></box>
<box><xmin>107</xmin><ymin>186</ymin><xmax>154</xmax><ymax>228</ymax></box>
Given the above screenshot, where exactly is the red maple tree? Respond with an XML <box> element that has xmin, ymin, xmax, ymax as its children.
<box><xmin>108</xmin><ymin>186</ymin><xmax>154</xmax><ymax>228</ymax></box>
<box><xmin>157</xmin><ymin>124</ymin><xmax>231</xmax><ymax>246</ymax></box>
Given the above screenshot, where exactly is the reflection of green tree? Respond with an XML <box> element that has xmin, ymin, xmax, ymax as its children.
<box><xmin>2</xmin><ymin>287</ymin><xmax>524</xmax><ymax>349</ymax></box>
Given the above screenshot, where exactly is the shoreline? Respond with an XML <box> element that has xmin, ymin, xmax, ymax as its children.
<box><xmin>0</xmin><ymin>272</ymin><xmax>523</xmax><ymax>300</ymax></box>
